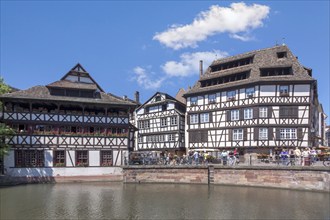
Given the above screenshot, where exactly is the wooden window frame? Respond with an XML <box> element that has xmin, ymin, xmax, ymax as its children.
<box><xmin>244</xmin><ymin>108</ymin><xmax>253</xmax><ymax>120</ymax></box>
<box><xmin>259</xmin><ymin>107</ymin><xmax>268</xmax><ymax>118</ymax></box>
<box><xmin>200</xmin><ymin>113</ymin><xmax>209</xmax><ymax>123</ymax></box>
<box><xmin>76</xmin><ymin>150</ymin><xmax>89</xmax><ymax>167</ymax></box>
<box><xmin>15</xmin><ymin>150</ymin><xmax>44</xmax><ymax>168</ymax></box>
<box><xmin>233</xmin><ymin>129</ymin><xmax>244</xmax><ymax>141</ymax></box>
<box><xmin>231</xmin><ymin>109</ymin><xmax>239</xmax><ymax>121</ymax></box>
<box><xmin>259</xmin><ymin>128</ymin><xmax>268</xmax><ymax>140</ymax></box>
<box><xmin>170</xmin><ymin>116</ymin><xmax>178</xmax><ymax>126</ymax></box>
<box><xmin>280</xmin><ymin>128</ymin><xmax>297</xmax><ymax>140</ymax></box>
<box><xmin>190</xmin><ymin>114</ymin><xmax>199</xmax><ymax>124</ymax></box>
<box><xmin>100</xmin><ymin>150</ymin><xmax>113</xmax><ymax>167</ymax></box>
<box><xmin>53</xmin><ymin>150</ymin><xmax>66</xmax><ymax>167</ymax></box>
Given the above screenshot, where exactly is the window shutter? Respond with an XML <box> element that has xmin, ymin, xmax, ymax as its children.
<box><xmin>276</xmin><ymin>128</ymin><xmax>281</xmax><ymax>140</ymax></box>
<box><xmin>243</xmin><ymin>128</ymin><xmax>247</xmax><ymax>140</ymax></box>
<box><xmin>268</xmin><ymin>128</ymin><xmax>273</xmax><ymax>140</ymax></box>
<box><xmin>254</xmin><ymin>127</ymin><xmax>259</xmax><ymax>140</ymax></box>
<box><xmin>297</xmin><ymin>128</ymin><xmax>303</xmax><ymax>140</ymax></box>
<box><xmin>187</xmin><ymin>115</ymin><xmax>190</xmax><ymax>125</ymax></box>
<box><xmin>253</xmin><ymin>107</ymin><xmax>259</xmax><ymax>119</ymax></box>
<box><xmin>209</xmin><ymin>112</ymin><xmax>213</xmax><ymax>123</ymax></box>
<box><xmin>268</xmin><ymin>106</ymin><xmax>272</xmax><ymax>118</ymax></box>
<box><xmin>228</xmin><ymin>129</ymin><xmax>232</xmax><ymax>141</ymax></box>
<box><xmin>240</xmin><ymin>109</ymin><xmax>244</xmax><ymax>120</ymax></box>
<box><xmin>227</xmin><ymin>111</ymin><xmax>231</xmax><ymax>122</ymax></box>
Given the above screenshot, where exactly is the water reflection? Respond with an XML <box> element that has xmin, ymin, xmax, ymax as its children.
<box><xmin>1</xmin><ymin>183</ymin><xmax>329</xmax><ymax>219</ymax></box>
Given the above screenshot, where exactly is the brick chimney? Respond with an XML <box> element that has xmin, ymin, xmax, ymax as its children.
<box><xmin>135</xmin><ymin>91</ymin><xmax>140</xmax><ymax>103</ymax></box>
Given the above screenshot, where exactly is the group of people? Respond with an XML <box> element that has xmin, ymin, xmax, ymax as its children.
<box><xmin>275</xmin><ymin>147</ymin><xmax>319</xmax><ymax>166</ymax></box>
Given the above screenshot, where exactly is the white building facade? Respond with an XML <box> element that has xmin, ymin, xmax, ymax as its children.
<box><xmin>184</xmin><ymin>45</ymin><xmax>322</xmax><ymax>155</ymax></box>
<box><xmin>135</xmin><ymin>92</ymin><xmax>186</xmax><ymax>155</ymax></box>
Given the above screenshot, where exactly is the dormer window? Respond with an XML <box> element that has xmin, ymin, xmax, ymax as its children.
<box><xmin>279</xmin><ymin>85</ymin><xmax>289</xmax><ymax>96</ymax></box>
<box><xmin>277</xmin><ymin>52</ymin><xmax>287</xmax><ymax>59</ymax></box>
<box><xmin>155</xmin><ymin>96</ymin><xmax>161</xmax><ymax>102</ymax></box>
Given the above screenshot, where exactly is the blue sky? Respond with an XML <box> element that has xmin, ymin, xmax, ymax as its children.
<box><xmin>1</xmin><ymin>1</ymin><xmax>329</xmax><ymax>122</ymax></box>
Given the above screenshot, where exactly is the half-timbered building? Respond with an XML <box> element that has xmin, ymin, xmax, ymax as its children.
<box><xmin>0</xmin><ymin>64</ymin><xmax>137</xmax><ymax>177</ymax></box>
<box><xmin>184</xmin><ymin>45</ymin><xmax>323</xmax><ymax>156</ymax></box>
<box><xmin>135</xmin><ymin>92</ymin><xmax>186</xmax><ymax>155</ymax></box>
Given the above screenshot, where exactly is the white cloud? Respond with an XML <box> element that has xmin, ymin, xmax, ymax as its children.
<box><xmin>133</xmin><ymin>66</ymin><xmax>166</xmax><ymax>90</ymax></box>
<box><xmin>153</xmin><ymin>2</ymin><xmax>270</xmax><ymax>50</ymax></box>
<box><xmin>162</xmin><ymin>50</ymin><xmax>228</xmax><ymax>77</ymax></box>
<box><xmin>230</xmin><ymin>33</ymin><xmax>254</xmax><ymax>42</ymax></box>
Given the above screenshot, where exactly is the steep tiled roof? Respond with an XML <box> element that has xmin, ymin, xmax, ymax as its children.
<box><xmin>0</xmin><ymin>86</ymin><xmax>136</xmax><ymax>106</ymax></box>
<box><xmin>185</xmin><ymin>45</ymin><xmax>314</xmax><ymax>96</ymax></box>
<box><xmin>175</xmin><ymin>88</ymin><xmax>186</xmax><ymax>104</ymax></box>
<box><xmin>46</xmin><ymin>80</ymin><xmax>99</xmax><ymax>90</ymax></box>
<box><xmin>0</xmin><ymin>64</ymin><xmax>137</xmax><ymax>106</ymax></box>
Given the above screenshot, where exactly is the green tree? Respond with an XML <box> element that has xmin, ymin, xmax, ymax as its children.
<box><xmin>0</xmin><ymin>77</ymin><xmax>15</xmax><ymax>157</ymax></box>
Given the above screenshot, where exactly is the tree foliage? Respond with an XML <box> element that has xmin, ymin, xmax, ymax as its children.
<box><xmin>0</xmin><ymin>77</ymin><xmax>15</xmax><ymax>156</ymax></box>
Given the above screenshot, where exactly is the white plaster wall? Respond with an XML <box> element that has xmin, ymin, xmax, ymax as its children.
<box><xmin>260</xmin><ymin>85</ymin><xmax>276</xmax><ymax>97</ymax></box>
<box><xmin>45</xmin><ymin>150</ymin><xmax>53</xmax><ymax>167</ymax></box>
<box><xmin>66</xmin><ymin>151</ymin><xmax>75</xmax><ymax>167</ymax></box>
<box><xmin>89</xmin><ymin>150</ymin><xmax>100</xmax><ymax>166</ymax></box>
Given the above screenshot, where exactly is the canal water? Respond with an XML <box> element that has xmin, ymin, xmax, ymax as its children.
<box><xmin>0</xmin><ymin>182</ymin><xmax>329</xmax><ymax>219</ymax></box>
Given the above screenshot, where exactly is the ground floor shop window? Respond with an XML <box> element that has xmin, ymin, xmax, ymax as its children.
<box><xmin>101</xmin><ymin>151</ymin><xmax>113</xmax><ymax>166</ymax></box>
<box><xmin>15</xmin><ymin>150</ymin><xmax>44</xmax><ymax>167</ymax></box>
<box><xmin>76</xmin><ymin>150</ymin><xmax>88</xmax><ymax>167</ymax></box>
<box><xmin>53</xmin><ymin>150</ymin><xmax>66</xmax><ymax>167</ymax></box>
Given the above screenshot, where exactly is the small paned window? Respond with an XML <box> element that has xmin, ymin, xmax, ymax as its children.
<box><xmin>170</xmin><ymin>116</ymin><xmax>177</xmax><ymax>125</ymax></box>
<box><xmin>259</xmin><ymin>107</ymin><xmax>268</xmax><ymax>118</ymax></box>
<box><xmin>190</xmin><ymin>114</ymin><xmax>199</xmax><ymax>124</ymax></box>
<box><xmin>53</xmin><ymin>150</ymin><xmax>65</xmax><ymax>167</ymax></box>
<box><xmin>244</xmin><ymin>108</ymin><xmax>253</xmax><ymax>120</ymax></box>
<box><xmin>231</xmin><ymin>110</ymin><xmax>239</xmax><ymax>121</ymax></box>
<box><xmin>233</xmin><ymin>129</ymin><xmax>243</xmax><ymax>141</ymax></box>
<box><xmin>280</xmin><ymin>128</ymin><xmax>297</xmax><ymax>140</ymax></box>
<box><xmin>200</xmin><ymin>113</ymin><xmax>209</xmax><ymax>123</ymax></box>
<box><xmin>246</xmin><ymin>87</ymin><xmax>254</xmax><ymax>98</ymax></box>
<box><xmin>15</xmin><ymin>150</ymin><xmax>44</xmax><ymax>167</ymax></box>
<box><xmin>169</xmin><ymin>134</ymin><xmax>176</xmax><ymax>141</ymax></box>
<box><xmin>259</xmin><ymin>128</ymin><xmax>268</xmax><ymax>140</ymax></box>
<box><xmin>100</xmin><ymin>151</ymin><xmax>112</xmax><ymax>166</ymax></box>
<box><xmin>160</xmin><ymin>118</ymin><xmax>167</xmax><ymax>127</ymax></box>
<box><xmin>76</xmin><ymin>151</ymin><xmax>88</xmax><ymax>167</ymax></box>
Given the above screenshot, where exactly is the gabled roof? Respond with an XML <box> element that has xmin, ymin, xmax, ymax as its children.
<box><xmin>185</xmin><ymin>45</ymin><xmax>315</xmax><ymax>96</ymax></box>
<box><xmin>175</xmin><ymin>88</ymin><xmax>186</xmax><ymax>104</ymax></box>
<box><xmin>56</xmin><ymin>63</ymin><xmax>104</xmax><ymax>92</ymax></box>
<box><xmin>136</xmin><ymin>91</ymin><xmax>186</xmax><ymax>111</ymax></box>
<box><xmin>0</xmin><ymin>64</ymin><xmax>137</xmax><ymax>107</ymax></box>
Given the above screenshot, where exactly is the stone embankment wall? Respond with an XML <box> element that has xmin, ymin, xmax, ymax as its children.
<box><xmin>123</xmin><ymin>166</ymin><xmax>330</xmax><ymax>192</ymax></box>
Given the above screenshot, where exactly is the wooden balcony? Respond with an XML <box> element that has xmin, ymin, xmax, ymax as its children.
<box><xmin>3</xmin><ymin>111</ymin><xmax>129</xmax><ymax>125</ymax></box>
